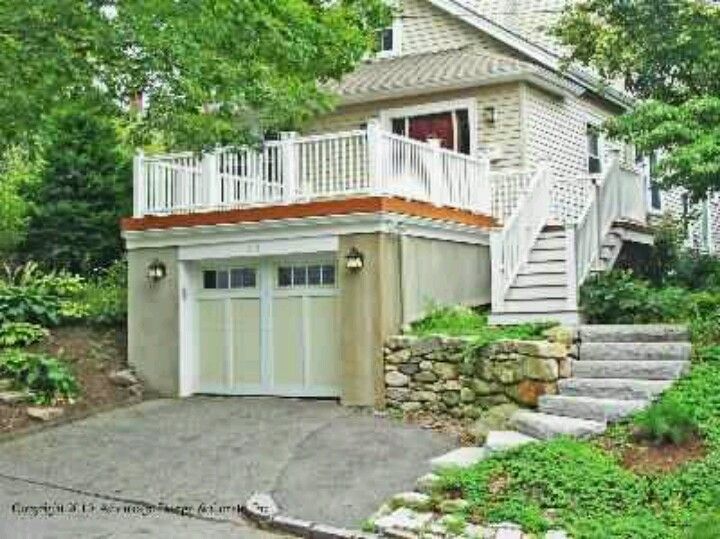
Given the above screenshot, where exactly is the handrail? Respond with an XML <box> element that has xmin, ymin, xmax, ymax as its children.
<box><xmin>490</xmin><ymin>163</ymin><xmax>552</xmax><ymax>311</ymax></box>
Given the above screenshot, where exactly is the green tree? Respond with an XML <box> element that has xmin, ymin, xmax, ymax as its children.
<box><xmin>555</xmin><ymin>0</ymin><xmax>720</xmax><ymax>201</ymax></box>
<box><xmin>0</xmin><ymin>0</ymin><xmax>390</xmax><ymax>150</ymax></box>
<box><xmin>20</xmin><ymin>103</ymin><xmax>132</xmax><ymax>273</ymax></box>
<box><xmin>0</xmin><ymin>145</ymin><xmax>42</xmax><ymax>255</ymax></box>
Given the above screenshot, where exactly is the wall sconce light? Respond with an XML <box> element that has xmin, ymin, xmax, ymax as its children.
<box><xmin>147</xmin><ymin>259</ymin><xmax>167</xmax><ymax>282</ymax></box>
<box><xmin>483</xmin><ymin>106</ymin><xmax>496</xmax><ymax>125</ymax></box>
<box><xmin>345</xmin><ymin>247</ymin><xmax>364</xmax><ymax>271</ymax></box>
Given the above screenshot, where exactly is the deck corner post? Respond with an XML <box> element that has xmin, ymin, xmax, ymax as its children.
<box><xmin>280</xmin><ymin>131</ymin><xmax>298</xmax><ymax>203</ymax></box>
<box><xmin>133</xmin><ymin>150</ymin><xmax>145</xmax><ymax>218</ymax></box>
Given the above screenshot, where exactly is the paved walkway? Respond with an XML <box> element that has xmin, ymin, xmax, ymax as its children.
<box><xmin>0</xmin><ymin>397</ymin><xmax>455</xmax><ymax>537</ymax></box>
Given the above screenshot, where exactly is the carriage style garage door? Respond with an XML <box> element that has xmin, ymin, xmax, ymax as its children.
<box><xmin>194</xmin><ymin>258</ymin><xmax>341</xmax><ymax>397</ymax></box>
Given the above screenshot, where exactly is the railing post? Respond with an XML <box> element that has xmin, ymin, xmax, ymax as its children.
<box><xmin>280</xmin><ymin>131</ymin><xmax>298</xmax><ymax>203</ymax></box>
<box><xmin>427</xmin><ymin>138</ymin><xmax>442</xmax><ymax>205</ymax></box>
<box><xmin>132</xmin><ymin>150</ymin><xmax>145</xmax><ymax>218</ymax></box>
<box><xmin>478</xmin><ymin>154</ymin><xmax>491</xmax><ymax>214</ymax></box>
<box><xmin>203</xmin><ymin>148</ymin><xmax>220</xmax><ymax>209</ymax></box>
<box><xmin>366</xmin><ymin>119</ymin><xmax>383</xmax><ymax>194</ymax></box>
<box><xmin>490</xmin><ymin>232</ymin><xmax>504</xmax><ymax>312</ymax></box>
<box><xmin>565</xmin><ymin>225</ymin><xmax>578</xmax><ymax>310</ymax></box>
<box><xmin>703</xmin><ymin>197</ymin><xmax>714</xmax><ymax>254</ymax></box>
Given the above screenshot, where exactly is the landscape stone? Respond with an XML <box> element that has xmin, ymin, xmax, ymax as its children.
<box><xmin>433</xmin><ymin>362</ymin><xmax>459</xmax><ymax>380</ymax></box>
<box><xmin>400</xmin><ymin>402</ymin><xmax>422</xmax><ymax>413</ymax></box>
<box><xmin>543</xmin><ymin>326</ymin><xmax>576</xmax><ymax>346</ymax></box>
<box><xmin>419</xmin><ymin>360</ymin><xmax>433</xmax><ymax>371</ymax></box>
<box><xmin>516</xmin><ymin>341</ymin><xmax>567</xmax><ymax>359</ymax></box>
<box><xmin>485</xmin><ymin>430</ymin><xmax>537</xmax><ymax>452</ymax></box>
<box><xmin>386</xmin><ymin>388</ymin><xmax>411</xmax><ymax>401</ymax></box>
<box><xmin>460</xmin><ymin>387</ymin><xmax>475</xmax><ymax>403</ymax></box>
<box><xmin>411</xmin><ymin>391</ymin><xmax>438</xmax><ymax>402</ymax></box>
<box><xmin>374</xmin><ymin>508</ymin><xmax>434</xmax><ymax>533</ymax></box>
<box><xmin>243</xmin><ymin>493</ymin><xmax>278</xmax><ymax>520</ymax></box>
<box><xmin>469</xmin><ymin>404</ymin><xmax>520</xmax><ymax>444</ymax></box>
<box><xmin>109</xmin><ymin>370</ymin><xmax>139</xmax><ymax>387</ymax></box>
<box><xmin>413</xmin><ymin>371</ymin><xmax>438</xmax><ymax>383</ymax></box>
<box><xmin>507</xmin><ymin>380</ymin><xmax>557</xmax><ymax>407</ymax></box>
<box><xmin>523</xmin><ymin>356</ymin><xmax>559</xmax><ymax>382</ymax></box>
<box><xmin>470</xmin><ymin>379</ymin><xmax>501</xmax><ymax>395</ymax></box>
<box><xmin>386</xmin><ymin>371</ymin><xmax>410</xmax><ymax>387</ymax></box>
<box><xmin>390</xmin><ymin>492</ymin><xmax>432</xmax><ymax>512</ymax></box>
<box><xmin>441</xmin><ymin>391</ymin><xmax>460</xmax><ymax>406</ymax></box>
<box><xmin>414</xmin><ymin>473</ymin><xmax>440</xmax><ymax>493</ymax></box>
<box><xmin>0</xmin><ymin>391</ymin><xmax>30</xmax><ymax>404</ymax></box>
<box><xmin>430</xmin><ymin>447</ymin><xmax>488</xmax><ymax>471</ymax></box>
<box><xmin>398</xmin><ymin>363</ymin><xmax>420</xmax><ymax>375</ymax></box>
<box><xmin>26</xmin><ymin>407</ymin><xmax>64</xmax><ymax>422</ymax></box>
<box><xmin>438</xmin><ymin>498</ymin><xmax>470</xmax><ymax>514</ymax></box>
<box><xmin>386</xmin><ymin>349</ymin><xmax>412</xmax><ymax>364</ymax></box>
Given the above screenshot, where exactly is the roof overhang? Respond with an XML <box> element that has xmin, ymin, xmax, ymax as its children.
<box><xmin>337</xmin><ymin>71</ymin><xmax>579</xmax><ymax>107</ymax></box>
<box><xmin>425</xmin><ymin>0</ymin><xmax>634</xmax><ymax>109</ymax></box>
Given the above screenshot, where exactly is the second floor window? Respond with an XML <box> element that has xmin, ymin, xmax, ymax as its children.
<box><xmin>587</xmin><ymin>125</ymin><xmax>602</xmax><ymax>173</ymax></box>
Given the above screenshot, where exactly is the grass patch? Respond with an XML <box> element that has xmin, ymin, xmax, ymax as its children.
<box><xmin>407</xmin><ymin>305</ymin><xmax>554</xmax><ymax>345</ymax></box>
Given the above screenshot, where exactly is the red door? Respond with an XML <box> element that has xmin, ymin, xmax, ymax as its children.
<box><xmin>408</xmin><ymin>112</ymin><xmax>455</xmax><ymax>150</ymax></box>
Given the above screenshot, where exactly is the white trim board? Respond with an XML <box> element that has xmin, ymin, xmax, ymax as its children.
<box><xmin>178</xmin><ymin>235</ymin><xmax>338</xmax><ymax>262</ymax></box>
<box><xmin>124</xmin><ymin>212</ymin><xmax>491</xmax><ymax>250</ymax></box>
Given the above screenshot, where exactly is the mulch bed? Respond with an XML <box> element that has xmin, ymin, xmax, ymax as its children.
<box><xmin>0</xmin><ymin>325</ymin><xmax>147</xmax><ymax>436</ymax></box>
<box><xmin>622</xmin><ymin>434</ymin><xmax>707</xmax><ymax>474</ymax></box>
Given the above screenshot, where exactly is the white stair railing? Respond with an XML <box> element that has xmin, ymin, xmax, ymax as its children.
<box><xmin>572</xmin><ymin>153</ymin><xmax>647</xmax><ymax>286</ymax></box>
<box><xmin>490</xmin><ymin>163</ymin><xmax>552</xmax><ymax>311</ymax></box>
<box><xmin>132</xmin><ymin>124</ymin><xmax>492</xmax><ymax>217</ymax></box>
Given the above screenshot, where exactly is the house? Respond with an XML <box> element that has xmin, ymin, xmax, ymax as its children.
<box><xmin>120</xmin><ymin>0</ymin><xmax>718</xmax><ymax>407</ymax></box>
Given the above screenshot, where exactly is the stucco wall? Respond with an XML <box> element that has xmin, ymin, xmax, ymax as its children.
<box><xmin>339</xmin><ymin>233</ymin><xmax>402</xmax><ymax>407</ymax></box>
<box><xmin>400</xmin><ymin>236</ymin><xmax>490</xmax><ymax>324</ymax></box>
<box><xmin>127</xmin><ymin>248</ymin><xmax>180</xmax><ymax>396</ymax></box>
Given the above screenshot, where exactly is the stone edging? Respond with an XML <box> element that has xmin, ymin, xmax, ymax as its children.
<box><xmin>242</xmin><ymin>493</ymin><xmax>377</xmax><ymax>539</ymax></box>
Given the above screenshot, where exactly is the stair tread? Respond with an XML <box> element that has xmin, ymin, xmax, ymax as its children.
<box><xmin>559</xmin><ymin>377</ymin><xmax>673</xmax><ymax>400</ymax></box>
<box><xmin>572</xmin><ymin>360</ymin><xmax>689</xmax><ymax>380</ymax></box>
<box><xmin>579</xmin><ymin>325</ymin><xmax>690</xmax><ymax>343</ymax></box>
<box><xmin>579</xmin><ymin>342</ymin><xmax>692</xmax><ymax>362</ymax></box>
<box><xmin>511</xmin><ymin>410</ymin><xmax>606</xmax><ymax>440</ymax></box>
<box><xmin>538</xmin><ymin>395</ymin><xmax>649</xmax><ymax>422</ymax></box>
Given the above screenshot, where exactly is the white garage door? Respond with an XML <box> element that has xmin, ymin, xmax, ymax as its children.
<box><xmin>195</xmin><ymin>259</ymin><xmax>341</xmax><ymax>397</ymax></box>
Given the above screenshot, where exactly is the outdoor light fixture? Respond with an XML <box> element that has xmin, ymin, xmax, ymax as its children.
<box><xmin>345</xmin><ymin>247</ymin><xmax>364</xmax><ymax>271</ymax></box>
<box><xmin>483</xmin><ymin>106</ymin><xmax>496</xmax><ymax>125</ymax></box>
<box><xmin>147</xmin><ymin>259</ymin><xmax>167</xmax><ymax>282</ymax></box>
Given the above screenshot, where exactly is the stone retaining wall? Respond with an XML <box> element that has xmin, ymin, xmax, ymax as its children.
<box><xmin>383</xmin><ymin>328</ymin><xmax>574</xmax><ymax>423</ymax></box>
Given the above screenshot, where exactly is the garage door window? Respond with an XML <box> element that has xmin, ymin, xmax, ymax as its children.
<box><xmin>203</xmin><ymin>268</ymin><xmax>257</xmax><ymax>290</ymax></box>
<box><xmin>278</xmin><ymin>264</ymin><xmax>336</xmax><ymax>288</ymax></box>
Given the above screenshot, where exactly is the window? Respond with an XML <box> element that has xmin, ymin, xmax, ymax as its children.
<box><xmin>277</xmin><ymin>264</ymin><xmax>336</xmax><ymax>288</ymax></box>
<box><xmin>587</xmin><ymin>125</ymin><xmax>602</xmax><ymax>173</ymax></box>
<box><xmin>203</xmin><ymin>267</ymin><xmax>257</xmax><ymax>290</ymax></box>
<box><xmin>378</xmin><ymin>27</ymin><xmax>394</xmax><ymax>53</ymax></box>
<box><xmin>376</xmin><ymin>18</ymin><xmax>400</xmax><ymax>57</ymax></box>
<box><xmin>390</xmin><ymin>109</ymin><xmax>472</xmax><ymax>155</ymax></box>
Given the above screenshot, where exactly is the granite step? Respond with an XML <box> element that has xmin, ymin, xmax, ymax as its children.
<box><xmin>578</xmin><ymin>325</ymin><xmax>690</xmax><ymax>343</ymax></box>
<box><xmin>558</xmin><ymin>378</ymin><xmax>673</xmax><ymax>400</ymax></box>
<box><xmin>430</xmin><ymin>447</ymin><xmax>489</xmax><ymax>471</ymax></box>
<box><xmin>484</xmin><ymin>430</ymin><xmax>538</xmax><ymax>453</ymax></box>
<box><xmin>538</xmin><ymin>395</ymin><xmax>648</xmax><ymax>422</ymax></box>
<box><xmin>572</xmin><ymin>360</ymin><xmax>690</xmax><ymax>380</ymax></box>
<box><xmin>510</xmin><ymin>411</ymin><xmax>606</xmax><ymax>440</ymax></box>
<box><xmin>579</xmin><ymin>342</ymin><xmax>692</xmax><ymax>362</ymax></box>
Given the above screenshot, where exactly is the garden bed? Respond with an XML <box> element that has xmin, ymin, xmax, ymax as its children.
<box><xmin>0</xmin><ymin>326</ymin><xmax>146</xmax><ymax>436</ymax></box>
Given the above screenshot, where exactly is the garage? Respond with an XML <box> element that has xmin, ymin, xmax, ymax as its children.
<box><xmin>193</xmin><ymin>257</ymin><xmax>341</xmax><ymax>397</ymax></box>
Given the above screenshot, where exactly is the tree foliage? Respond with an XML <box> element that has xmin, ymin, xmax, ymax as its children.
<box><xmin>0</xmin><ymin>145</ymin><xmax>42</xmax><ymax>255</ymax></box>
<box><xmin>555</xmin><ymin>0</ymin><xmax>720</xmax><ymax>200</ymax></box>
<box><xmin>0</xmin><ymin>0</ymin><xmax>390</xmax><ymax>150</ymax></box>
<box><xmin>20</xmin><ymin>102</ymin><xmax>132</xmax><ymax>273</ymax></box>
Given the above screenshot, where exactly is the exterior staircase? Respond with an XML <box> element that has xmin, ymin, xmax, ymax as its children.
<box><xmin>489</xmin><ymin>156</ymin><xmax>650</xmax><ymax>325</ymax></box>
<box><xmin>509</xmin><ymin>324</ymin><xmax>691</xmax><ymax>440</ymax></box>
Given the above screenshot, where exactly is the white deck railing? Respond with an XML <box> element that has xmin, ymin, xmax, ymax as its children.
<box><xmin>132</xmin><ymin>122</ymin><xmax>492</xmax><ymax>218</ymax></box>
<box><xmin>490</xmin><ymin>163</ymin><xmax>553</xmax><ymax>311</ymax></box>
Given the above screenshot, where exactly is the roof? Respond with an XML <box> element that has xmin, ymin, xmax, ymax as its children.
<box><xmin>330</xmin><ymin>46</ymin><xmax>580</xmax><ymax>104</ymax></box>
<box><xmin>459</xmin><ymin>0</ymin><xmax>570</xmax><ymax>57</ymax></box>
<box><xmin>426</xmin><ymin>0</ymin><xmax>632</xmax><ymax>107</ymax></box>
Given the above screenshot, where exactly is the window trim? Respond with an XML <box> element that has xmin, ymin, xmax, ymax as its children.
<box><xmin>201</xmin><ymin>265</ymin><xmax>259</xmax><ymax>291</ymax></box>
<box><xmin>379</xmin><ymin>98</ymin><xmax>478</xmax><ymax>156</ymax></box>
<box><xmin>376</xmin><ymin>17</ymin><xmax>402</xmax><ymax>58</ymax></box>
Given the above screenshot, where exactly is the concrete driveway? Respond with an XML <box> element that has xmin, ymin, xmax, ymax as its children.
<box><xmin>0</xmin><ymin>397</ymin><xmax>456</xmax><ymax>537</ymax></box>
